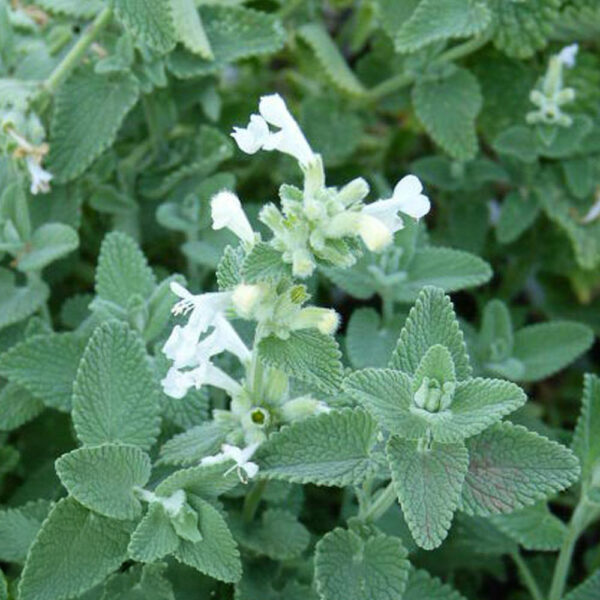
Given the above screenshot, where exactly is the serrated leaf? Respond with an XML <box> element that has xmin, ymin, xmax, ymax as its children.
<box><xmin>16</xmin><ymin>223</ymin><xmax>79</xmax><ymax>272</ymax></box>
<box><xmin>72</xmin><ymin>322</ymin><xmax>161</xmax><ymax>450</ymax></box>
<box><xmin>56</xmin><ymin>444</ymin><xmax>151</xmax><ymax>520</ymax></box>
<box><xmin>216</xmin><ymin>244</ymin><xmax>244</xmax><ymax>291</ymax></box>
<box><xmin>490</xmin><ymin>503</ymin><xmax>567</xmax><ymax>551</ymax></box>
<box><xmin>0</xmin><ymin>268</ymin><xmax>49</xmax><ymax>331</ymax></box>
<box><xmin>159</xmin><ymin>420</ymin><xmax>230</xmax><ymax>466</ymax></box>
<box><xmin>513</xmin><ymin>322</ymin><xmax>594</xmax><ymax>382</ymax></box>
<box><xmin>19</xmin><ymin>498</ymin><xmax>133</xmax><ymax>600</ymax></box>
<box><xmin>128</xmin><ymin>503</ymin><xmax>179</xmax><ymax>563</ymax></box>
<box><xmin>460</xmin><ymin>422</ymin><xmax>580</xmax><ymax>516</ymax></box>
<box><xmin>167</xmin><ymin>6</ymin><xmax>285</xmax><ymax>79</ymax></box>
<box><xmin>564</xmin><ymin>570</ymin><xmax>600</xmax><ymax>600</ymax></box>
<box><xmin>174</xmin><ymin>497</ymin><xmax>241</xmax><ymax>583</ymax></box>
<box><xmin>387</xmin><ymin>436</ymin><xmax>469</xmax><ymax>549</ymax></box>
<box><xmin>242</xmin><ymin>242</ymin><xmax>290</xmax><ymax>283</ymax></box>
<box><xmin>258</xmin><ymin>329</ymin><xmax>343</xmax><ymax>395</ymax></box>
<box><xmin>413</xmin><ymin>68</ymin><xmax>482</xmax><ymax>161</ymax></box>
<box><xmin>145</xmin><ymin>274</ymin><xmax>185</xmax><ymax>343</ymax></box>
<box><xmin>453</xmin><ymin>513</ymin><xmax>517</xmax><ymax>556</ymax></box>
<box><xmin>0</xmin><ymin>382</ymin><xmax>44</xmax><ymax>431</ymax></box>
<box><xmin>102</xmin><ymin>563</ymin><xmax>175</xmax><ymax>600</ymax></box>
<box><xmin>257</xmin><ymin>408</ymin><xmax>379</xmax><ymax>486</ymax></box>
<box><xmin>315</xmin><ymin>528</ymin><xmax>410</xmax><ymax>600</ymax></box>
<box><xmin>0</xmin><ymin>500</ymin><xmax>51</xmax><ymax>563</ymax></box>
<box><xmin>390</xmin><ymin>286</ymin><xmax>471</xmax><ymax>379</ymax></box>
<box><xmin>156</xmin><ymin>463</ymin><xmax>239</xmax><ymax>499</ymax></box>
<box><xmin>230</xmin><ymin>508</ymin><xmax>310</xmax><ymax>560</ymax></box>
<box><xmin>0</xmin><ymin>332</ymin><xmax>87</xmax><ymax>411</ymax></box>
<box><xmin>572</xmin><ymin>374</ymin><xmax>600</xmax><ymax>495</ymax></box>
<box><xmin>114</xmin><ymin>0</ymin><xmax>176</xmax><ymax>53</ymax></box>
<box><xmin>48</xmin><ymin>69</ymin><xmax>139</xmax><ymax>182</ymax></box>
<box><xmin>171</xmin><ymin>0</ymin><xmax>213</xmax><ymax>58</ymax></box>
<box><xmin>297</xmin><ymin>23</ymin><xmax>366</xmax><ymax>97</ymax></box>
<box><xmin>403</xmin><ymin>568</ymin><xmax>468</xmax><ymax>600</ymax></box>
<box><xmin>34</xmin><ymin>0</ymin><xmax>104</xmax><ymax>18</ymax></box>
<box><xmin>496</xmin><ymin>191</ymin><xmax>540</xmax><ymax>244</ymax></box>
<box><xmin>395</xmin><ymin>0</ymin><xmax>492</xmax><ymax>53</ymax></box>
<box><xmin>492</xmin><ymin>126</ymin><xmax>538</xmax><ymax>163</ymax></box>
<box><xmin>95</xmin><ymin>231</ymin><xmax>156</xmax><ymax>309</ymax></box>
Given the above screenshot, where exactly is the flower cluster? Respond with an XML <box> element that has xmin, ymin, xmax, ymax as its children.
<box><xmin>527</xmin><ymin>44</ymin><xmax>578</xmax><ymax>127</ymax></box>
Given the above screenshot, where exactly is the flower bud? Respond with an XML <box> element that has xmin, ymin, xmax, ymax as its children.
<box><xmin>280</xmin><ymin>396</ymin><xmax>330</xmax><ymax>422</ymax></box>
<box><xmin>232</xmin><ymin>283</ymin><xmax>263</xmax><ymax>318</ymax></box>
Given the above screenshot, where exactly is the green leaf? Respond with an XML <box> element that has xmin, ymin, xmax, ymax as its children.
<box><xmin>478</xmin><ymin>299</ymin><xmax>513</xmax><ymax>360</ymax></box>
<box><xmin>572</xmin><ymin>374</ymin><xmax>600</xmax><ymax>495</ymax></box>
<box><xmin>413</xmin><ymin>68</ymin><xmax>482</xmax><ymax>161</ymax></box>
<box><xmin>512</xmin><ymin>322</ymin><xmax>594</xmax><ymax>382</ymax></box>
<box><xmin>156</xmin><ymin>463</ymin><xmax>239</xmax><ymax>499</ymax></box>
<box><xmin>0</xmin><ymin>332</ymin><xmax>87</xmax><ymax>412</ymax></box>
<box><xmin>403</xmin><ymin>568</ymin><xmax>468</xmax><ymax>600</ymax></box>
<box><xmin>492</xmin><ymin>126</ymin><xmax>538</xmax><ymax>163</ymax></box>
<box><xmin>216</xmin><ymin>245</ymin><xmax>244</xmax><ymax>291</ymax></box>
<box><xmin>113</xmin><ymin>0</ymin><xmax>176</xmax><ymax>53</ymax></box>
<box><xmin>258</xmin><ymin>329</ymin><xmax>343</xmax><ymax>395</ymax></box>
<box><xmin>95</xmin><ymin>231</ymin><xmax>156</xmax><ymax>309</ymax></box>
<box><xmin>230</xmin><ymin>508</ymin><xmax>310</xmax><ymax>560</ymax></box>
<box><xmin>390</xmin><ymin>286</ymin><xmax>471</xmax><ymax>379</ymax></box>
<box><xmin>0</xmin><ymin>382</ymin><xmax>44</xmax><ymax>431</ymax></box>
<box><xmin>0</xmin><ymin>571</ymin><xmax>5</xmax><ymax>600</ymax></box>
<box><xmin>174</xmin><ymin>497</ymin><xmax>241</xmax><ymax>583</ymax></box>
<box><xmin>395</xmin><ymin>0</ymin><xmax>492</xmax><ymax>53</ymax></box>
<box><xmin>171</xmin><ymin>0</ymin><xmax>213</xmax><ymax>59</ymax></box>
<box><xmin>297</xmin><ymin>24</ymin><xmax>366</xmax><ymax>97</ymax></box>
<box><xmin>19</xmin><ymin>498</ymin><xmax>133</xmax><ymax>600</ymax></box>
<box><xmin>128</xmin><ymin>503</ymin><xmax>179</xmax><ymax>563</ymax></box>
<box><xmin>496</xmin><ymin>191</ymin><xmax>540</xmax><ymax>244</ymax></box>
<box><xmin>242</xmin><ymin>242</ymin><xmax>291</xmax><ymax>283</ymax></box>
<box><xmin>387</xmin><ymin>436</ymin><xmax>469</xmax><ymax>549</ymax></box>
<box><xmin>102</xmin><ymin>563</ymin><xmax>175</xmax><ymax>600</ymax></box>
<box><xmin>16</xmin><ymin>223</ymin><xmax>79</xmax><ymax>272</ymax></box>
<box><xmin>48</xmin><ymin>69</ymin><xmax>139</xmax><ymax>182</ymax></box>
<box><xmin>315</xmin><ymin>528</ymin><xmax>410</xmax><ymax>600</ymax></box>
<box><xmin>159</xmin><ymin>421</ymin><xmax>230</xmax><ymax>466</ymax></box>
<box><xmin>56</xmin><ymin>444</ymin><xmax>151</xmax><ymax>520</ymax></box>
<box><xmin>564</xmin><ymin>570</ymin><xmax>600</xmax><ymax>600</ymax></box>
<box><xmin>34</xmin><ymin>0</ymin><xmax>104</xmax><ymax>18</ymax></box>
<box><xmin>0</xmin><ymin>268</ymin><xmax>49</xmax><ymax>331</ymax></box>
<box><xmin>395</xmin><ymin>247</ymin><xmax>492</xmax><ymax>302</ymax></box>
<box><xmin>460</xmin><ymin>422</ymin><xmax>580</xmax><ymax>516</ymax></box>
<box><xmin>167</xmin><ymin>6</ymin><xmax>285</xmax><ymax>79</ymax></box>
<box><xmin>490</xmin><ymin>503</ymin><xmax>567</xmax><ymax>551</ymax></box>
<box><xmin>72</xmin><ymin>322</ymin><xmax>161</xmax><ymax>450</ymax></box>
<box><xmin>257</xmin><ymin>408</ymin><xmax>380</xmax><ymax>486</ymax></box>
<box><xmin>144</xmin><ymin>274</ymin><xmax>184</xmax><ymax>343</ymax></box>
<box><xmin>0</xmin><ymin>500</ymin><xmax>51</xmax><ymax>563</ymax></box>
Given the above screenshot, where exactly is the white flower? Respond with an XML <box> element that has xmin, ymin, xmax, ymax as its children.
<box><xmin>26</xmin><ymin>156</ymin><xmax>52</xmax><ymax>195</ymax></box>
<box><xmin>211</xmin><ymin>191</ymin><xmax>255</xmax><ymax>244</ymax></box>
<box><xmin>356</xmin><ymin>213</ymin><xmax>394</xmax><ymax>252</ymax></box>
<box><xmin>558</xmin><ymin>44</ymin><xmax>578</xmax><ymax>68</ymax></box>
<box><xmin>161</xmin><ymin>361</ymin><xmax>242</xmax><ymax>399</ymax></box>
<box><xmin>231</xmin><ymin>93</ymin><xmax>316</xmax><ymax>167</ymax></box>
<box><xmin>232</xmin><ymin>283</ymin><xmax>263</xmax><ymax>318</ymax></box>
<box><xmin>201</xmin><ymin>443</ymin><xmax>260</xmax><ymax>483</ymax></box>
<box><xmin>362</xmin><ymin>175</ymin><xmax>430</xmax><ymax>234</ymax></box>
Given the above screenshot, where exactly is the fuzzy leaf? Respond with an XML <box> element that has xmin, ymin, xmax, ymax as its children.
<box><xmin>0</xmin><ymin>382</ymin><xmax>44</xmax><ymax>431</ymax></box>
<box><xmin>16</xmin><ymin>224</ymin><xmax>79</xmax><ymax>272</ymax></box>
<box><xmin>159</xmin><ymin>421</ymin><xmax>230</xmax><ymax>466</ymax></box>
<box><xmin>0</xmin><ymin>332</ymin><xmax>87</xmax><ymax>412</ymax></box>
<box><xmin>387</xmin><ymin>436</ymin><xmax>469</xmax><ymax>549</ymax></box>
<box><xmin>403</xmin><ymin>568</ymin><xmax>468</xmax><ymax>600</ymax></box>
<box><xmin>297</xmin><ymin>23</ymin><xmax>366</xmax><ymax>96</ymax></box>
<box><xmin>216</xmin><ymin>245</ymin><xmax>244</xmax><ymax>291</ymax></box>
<box><xmin>156</xmin><ymin>463</ymin><xmax>239</xmax><ymax>499</ymax></box>
<box><xmin>128</xmin><ymin>503</ymin><xmax>179</xmax><ymax>563</ymax></box>
<box><xmin>19</xmin><ymin>498</ymin><xmax>133</xmax><ymax>600</ymax></box>
<box><xmin>48</xmin><ymin>69</ymin><xmax>139</xmax><ymax>182</ymax></box>
<box><xmin>315</xmin><ymin>528</ymin><xmax>410</xmax><ymax>600</ymax></box>
<box><xmin>72</xmin><ymin>322</ymin><xmax>161</xmax><ymax>450</ymax></box>
<box><xmin>395</xmin><ymin>0</ymin><xmax>492</xmax><ymax>53</ymax></box>
<box><xmin>0</xmin><ymin>500</ymin><xmax>51</xmax><ymax>563</ymax></box>
<box><xmin>113</xmin><ymin>0</ymin><xmax>176</xmax><ymax>53</ymax></box>
<box><xmin>56</xmin><ymin>444</ymin><xmax>151</xmax><ymax>520</ymax></box>
<box><xmin>258</xmin><ymin>329</ymin><xmax>343</xmax><ymax>395</ymax></box>
<box><xmin>242</xmin><ymin>242</ymin><xmax>291</xmax><ymax>283</ymax></box>
<box><xmin>413</xmin><ymin>69</ymin><xmax>482</xmax><ymax>161</ymax></box>
<box><xmin>257</xmin><ymin>408</ymin><xmax>379</xmax><ymax>486</ymax></box>
<box><xmin>171</xmin><ymin>0</ymin><xmax>213</xmax><ymax>58</ymax></box>
<box><xmin>564</xmin><ymin>570</ymin><xmax>600</xmax><ymax>600</ymax></box>
<box><xmin>34</xmin><ymin>0</ymin><xmax>104</xmax><ymax>18</ymax></box>
<box><xmin>461</xmin><ymin>422</ymin><xmax>580</xmax><ymax>516</ymax></box>
<box><xmin>390</xmin><ymin>286</ymin><xmax>471</xmax><ymax>379</ymax></box>
<box><xmin>512</xmin><ymin>322</ymin><xmax>594</xmax><ymax>382</ymax></box>
<box><xmin>0</xmin><ymin>268</ymin><xmax>48</xmax><ymax>331</ymax></box>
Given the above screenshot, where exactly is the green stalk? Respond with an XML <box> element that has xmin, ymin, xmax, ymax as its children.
<box><xmin>243</xmin><ymin>479</ymin><xmax>267</xmax><ymax>523</ymax></box>
<box><xmin>361</xmin><ymin>481</ymin><xmax>397</xmax><ymax>523</ymax></box>
<box><xmin>43</xmin><ymin>6</ymin><xmax>113</xmax><ymax>95</ymax></box>
<box><xmin>511</xmin><ymin>551</ymin><xmax>544</xmax><ymax>600</ymax></box>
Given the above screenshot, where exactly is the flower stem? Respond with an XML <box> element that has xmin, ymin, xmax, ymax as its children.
<box><xmin>511</xmin><ymin>551</ymin><xmax>544</xmax><ymax>600</ymax></box>
<box><xmin>361</xmin><ymin>481</ymin><xmax>397</xmax><ymax>523</ymax></box>
<box><xmin>242</xmin><ymin>479</ymin><xmax>267</xmax><ymax>523</ymax></box>
<box><xmin>43</xmin><ymin>6</ymin><xmax>113</xmax><ymax>95</ymax></box>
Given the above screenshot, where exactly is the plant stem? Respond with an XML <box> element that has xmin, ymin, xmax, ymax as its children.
<box><xmin>381</xmin><ymin>291</ymin><xmax>395</xmax><ymax>327</ymax></box>
<box><xmin>436</xmin><ymin>31</ymin><xmax>492</xmax><ymax>65</ymax></box>
<box><xmin>512</xmin><ymin>551</ymin><xmax>544</xmax><ymax>600</ymax></box>
<box><xmin>361</xmin><ymin>481</ymin><xmax>397</xmax><ymax>523</ymax></box>
<box><xmin>242</xmin><ymin>479</ymin><xmax>267</xmax><ymax>523</ymax></box>
<box><xmin>43</xmin><ymin>6</ymin><xmax>113</xmax><ymax>95</ymax></box>
<box><xmin>548</xmin><ymin>498</ymin><xmax>600</xmax><ymax>600</ymax></box>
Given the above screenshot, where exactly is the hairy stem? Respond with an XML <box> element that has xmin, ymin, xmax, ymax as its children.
<box><xmin>243</xmin><ymin>479</ymin><xmax>267</xmax><ymax>523</ymax></box>
<box><xmin>511</xmin><ymin>551</ymin><xmax>544</xmax><ymax>600</ymax></box>
<box><xmin>361</xmin><ymin>481</ymin><xmax>397</xmax><ymax>523</ymax></box>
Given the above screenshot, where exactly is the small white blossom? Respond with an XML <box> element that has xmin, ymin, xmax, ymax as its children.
<box><xmin>201</xmin><ymin>443</ymin><xmax>260</xmax><ymax>483</ymax></box>
<box><xmin>231</xmin><ymin>93</ymin><xmax>316</xmax><ymax>167</ymax></box>
<box><xmin>356</xmin><ymin>213</ymin><xmax>394</xmax><ymax>252</ymax></box>
<box><xmin>211</xmin><ymin>191</ymin><xmax>255</xmax><ymax>244</ymax></box>
<box><xmin>26</xmin><ymin>156</ymin><xmax>53</xmax><ymax>195</ymax></box>
<box><xmin>232</xmin><ymin>283</ymin><xmax>263</xmax><ymax>318</ymax></box>
<box><xmin>161</xmin><ymin>361</ymin><xmax>242</xmax><ymax>399</ymax></box>
<box><xmin>558</xmin><ymin>44</ymin><xmax>578</xmax><ymax>68</ymax></box>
